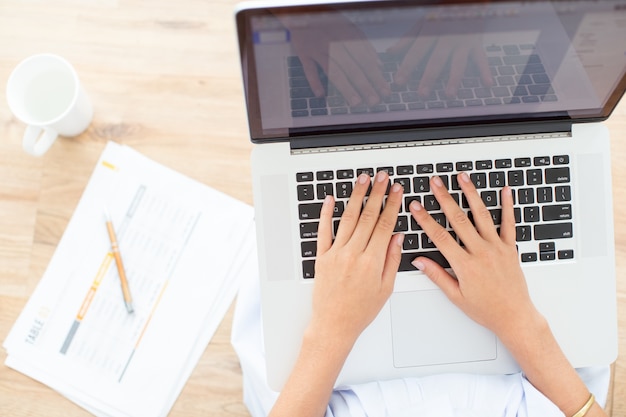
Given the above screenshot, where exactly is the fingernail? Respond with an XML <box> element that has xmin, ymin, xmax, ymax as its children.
<box><xmin>323</xmin><ymin>195</ymin><xmax>333</xmax><ymax>205</ymax></box>
<box><xmin>411</xmin><ymin>259</ymin><xmax>425</xmax><ymax>270</ymax></box>
<box><xmin>376</xmin><ymin>170</ymin><xmax>388</xmax><ymax>182</ymax></box>
<box><xmin>432</xmin><ymin>176</ymin><xmax>444</xmax><ymax>188</ymax></box>
<box><xmin>391</xmin><ymin>183</ymin><xmax>402</xmax><ymax>193</ymax></box>
<box><xmin>396</xmin><ymin>234</ymin><xmax>404</xmax><ymax>247</ymax></box>
<box><xmin>368</xmin><ymin>95</ymin><xmax>380</xmax><ymax>106</ymax></box>
<box><xmin>410</xmin><ymin>200</ymin><xmax>423</xmax><ymax>211</ymax></box>
<box><xmin>358</xmin><ymin>173</ymin><xmax>369</xmax><ymax>184</ymax></box>
<box><xmin>459</xmin><ymin>171</ymin><xmax>471</xmax><ymax>183</ymax></box>
<box><xmin>350</xmin><ymin>96</ymin><xmax>362</xmax><ymax>106</ymax></box>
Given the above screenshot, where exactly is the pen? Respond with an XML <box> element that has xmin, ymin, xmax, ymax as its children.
<box><xmin>104</xmin><ymin>209</ymin><xmax>134</xmax><ymax>314</ymax></box>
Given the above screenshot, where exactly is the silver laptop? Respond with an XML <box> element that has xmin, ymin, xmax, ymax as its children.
<box><xmin>235</xmin><ymin>0</ymin><xmax>624</xmax><ymax>390</ymax></box>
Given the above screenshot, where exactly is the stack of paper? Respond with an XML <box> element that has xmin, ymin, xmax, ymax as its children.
<box><xmin>3</xmin><ymin>141</ymin><xmax>256</xmax><ymax>417</ymax></box>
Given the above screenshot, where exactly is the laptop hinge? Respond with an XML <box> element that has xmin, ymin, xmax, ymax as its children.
<box><xmin>289</xmin><ymin>121</ymin><xmax>573</xmax><ymax>154</ymax></box>
<box><xmin>291</xmin><ymin>130</ymin><xmax>571</xmax><ymax>155</ymax></box>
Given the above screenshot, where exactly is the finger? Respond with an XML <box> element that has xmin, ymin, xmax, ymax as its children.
<box><xmin>350</xmin><ymin>171</ymin><xmax>391</xmax><ymax>249</ymax></box>
<box><xmin>380</xmin><ymin>233</ymin><xmax>404</xmax><ymax>295</ymax></box>
<box><xmin>445</xmin><ymin>47</ymin><xmax>470</xmax><ymax>98</ymax></box>
<box><xmin>499</xmin><ymin>186</ymin><xmax>516</xmax><ymax>246</ymax></box>
<box><xmin>300</xmin><ymin>56</ymin><xmax>326</xmax><ymax>97</ymax></box>
<box><xmin>409</xmin><ymin>199</ymin><xmax>466</xmax><ymax>261</ymax></box>
<box><xmin>316</xmin><ymin>195</ymin><xmax>335</xmax><ymax>255</ymax></box>
<box><xmin>347</xmin><ymin>41</ymin><xmax>391</xmax><ymax>99</ymax></box>
<box><xmin>334</xmin><ymin>173</ymin><xmax>371</xmax><ymax>246</ymax></box>
<box><xmin>394</xmin><ymin>37</ymin><xmax>434</xmax><ymax>86</ymax></box>
<box><xmin>333</xmin><ymin>43</ymin><xmax>381</xmax><ymax>106</ymax></box>
<box><xmin>326</xmin><ymin>55</ymin><xmax>363</xmax><ymax>107</ymax></box>
<box><xmin>367</xmin><ymin>182</ymin><xmax>403</xmax><ymax>251</ymax></box>
<box><xmin>428</xmin><ymin>175</ymin><xmax>482</xmax><ymax>248</ymax></box>
<box><xmin>418</xmin><ymin>38</ymin><xmax>450</xmax><ymax>97</ymax></box>
<box><xmin>471</xmin><ymin>46</ymin><xmax>493</xmax><ymax>88</ymax></box>
<box><xmin>411</xmin><ymin>256</ymin><xmax>462</xmax><ymax>306</ymax></box>
<box><xmin>457</xmin><ymin>172</ymin><xmax>499</xmax><ymax>241</ymax></box>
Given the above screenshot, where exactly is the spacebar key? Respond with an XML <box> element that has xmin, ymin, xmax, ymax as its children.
<box><xmin>399</xmin><ymin>251</ymin><xmax>450</xmax><ymax>271</ymax></box>
<box><xmin>534</xmin><ymin>222</ymin><xmax>573</xmax><ymax>240</ymax></box>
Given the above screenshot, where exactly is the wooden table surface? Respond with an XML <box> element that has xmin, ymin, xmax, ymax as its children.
<box><xmin>0</xmin><ymin>1</ymin><xmax>624</xmax><ymax>416</ymax></box>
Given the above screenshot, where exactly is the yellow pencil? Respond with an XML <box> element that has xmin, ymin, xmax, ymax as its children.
<box><xmin>104</xmin><ymin>209</ymin><xmax>134</xmax><ymax>314</ymax></box>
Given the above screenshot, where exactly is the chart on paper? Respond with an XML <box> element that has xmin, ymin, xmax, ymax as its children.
<box><xmin>58</xmin><ymin>183</ymin><xmax>202</xmax><ymax>382</ymax></box>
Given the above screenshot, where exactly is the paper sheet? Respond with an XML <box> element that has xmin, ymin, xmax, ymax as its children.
<box><xmin>3</xmin><ymin>141</ymin><xmax>255</xmax><ymax>417</ymax></box>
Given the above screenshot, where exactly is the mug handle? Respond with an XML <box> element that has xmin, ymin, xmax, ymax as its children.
<box><xmin>22</xmin><ymin>125</ymin><xmax>58</xmax><ymax>156</ymax></box>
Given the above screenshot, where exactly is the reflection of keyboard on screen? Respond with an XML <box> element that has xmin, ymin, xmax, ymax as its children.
<box><xmin>296</xmin><ymin>154</ymin><xmax>574</xmax><ymax>279</ymax></box>
<box><xmin>288</xmin><ymin>44</ymin><xmax>557</xmax><ymax>117</ymax></box>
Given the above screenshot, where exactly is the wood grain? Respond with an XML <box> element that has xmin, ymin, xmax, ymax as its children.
<box><xmin>0</xmin><ymin>1</ymin><xmax>623</xmax><ymax>416</ymax></box>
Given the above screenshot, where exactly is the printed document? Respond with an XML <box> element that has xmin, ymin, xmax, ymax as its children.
<box><xmin>3</xmin><ymin>141</ymin><xmax>255</xmax><ymax>417</ymax></box>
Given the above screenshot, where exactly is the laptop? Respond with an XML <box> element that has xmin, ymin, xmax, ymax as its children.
<box><xmin>235</xmin><ymin>0</ymin><xmax>625</xmax><ymax>390</ymax></box>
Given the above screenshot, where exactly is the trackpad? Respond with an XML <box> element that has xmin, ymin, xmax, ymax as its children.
<box><xmin>391</xmin><ymin>290</ymin><xmax>497</xmax><ymax>367</ymax></box>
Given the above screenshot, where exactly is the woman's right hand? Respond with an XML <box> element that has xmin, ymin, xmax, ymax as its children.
<box><xmin>408</xmin><ymin>172</ymin><xmax>540</xmax><ymax>338</ymax></box>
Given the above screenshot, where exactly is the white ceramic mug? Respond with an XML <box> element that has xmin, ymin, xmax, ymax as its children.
<box><xmin>6</xmin><ymin>54</ymin><xmax>93</xmax><ymax>156</ymax></box>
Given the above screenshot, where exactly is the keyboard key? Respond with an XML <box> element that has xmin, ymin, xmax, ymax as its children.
<box><xmin>317</xmin><ymin>183</ymin><xmax>333</xmax><ymax>199</ymax></box>
<box><xmin>423</xmin><ymin>195</ymin><xmax>440</xmax><ymax>211</ymax></box>
<box><xmin>518</xmin><ymin>188</ymin><xmax>535</xmax><ymax>204</ymax></box>
<box><xmin>476</xmin><ymin>160</ymin><xmax>493</xmax><ymax>170</ymax></box>
<box><xmin>526</xmin><ymin>169</ymin><xmax>543</xmax><ymax>185</ymax></box>
<box><xmin>514</xmin><ymin>157</ymin><xmax>532</xmax><ymax>167</ymax></box>
<box><xmin>301</xmin><ymin>241</ymin><xmax>317</xmax><ymax>257</ymax></box>
<box><xmin>489</xmin><ymin>171</ymin><xmax>506</xmax><ymax>187</ymax></box>
<box><xmin>414</xmin><ymin>177</ymin><xmax>431</xmax><ymax>193</ymax></box>
<box><xmin>555</xmin><ymin>185</ymin><xmax>572</xmax><ymax>201</ymax></box>
<box><xmin>495</xmin><ymin>159</ymin><xmax>512</xmax><ymax>168</ymax></box>
<box><xmin>521</xmin><ymin>252</ymin><xmax>538</xmax><ymax>262</ymax></box>
<box><xmin>558</xmin><ymin>249</ymin><xmax>574</xmax><ymax>259</ymax></box>
<box><xmin>299</xmin><ymin>203</ymin><xmax>323</xmax><ymax>220</ymax></box>
<box><xmin>436</xmin><ymin>162</ymin><xmax>454</xmax><ymax>172</ymax></box>
<box><xmin>470</xmin><ymin>172</ymin><xmax>487</xmax><ymax>188</ymax></box>
<box><xmin>397</xmin><ymin>165</ymin><xmax>414</xmax><ymax>175</ymax></box>
<box><xmin>553</xmin><ymin>155</ymin><xmax>569</xmax><ymax>165</ymax></box>
<box><xmin>540</xmin><ymin>252</ymin><xmax>556</xmax><ymax>261</ymax></box>
<box><xmin>336</xmin><ymin>181</ymin><xmax>353</xmax><ymax>198</ymax></box>
<box><xmin>405</xmin><ymin>195</ymin><xmax>421</xmax><ymax>212</ymax></box>
<box><xmin>357</xmin><ymin>168</ymin><xmax>375</xmax><ymax>177</ymax></box>
<box><xmin>537</xmin><ymin>187</ymin><xmax>553</xmax><ymax>203</ymax></box>
<box><xmin>534</xmin><ymin>223</ymin><xmax>573</xmax><ymax>239</ymax></box>
<box><xmin>399</xmin><ymin>251</ymin><xmax>450</xmax><ymax>270</ymax></box>
<box><xmin>516</xmin><ymin>225</ymin><xmax>532</xmax><ymax>241</ymax></box>
<box><xmin>524</xmin><ymin>206</ymin><xmax>540</xmax><ymax>222</ymax></box>
<box><xmin>481</xmin><ymin>190</ymin><xmax>498</xmax><ymax>207</ymax></box>
<box><xmin>542</xmin><ymin>204</ymin><xmax>572</xmax><ymax>221</ymax></box>
<box><xmin>337</xmin><ymin>169</ymin><xmax>354</xmax><ymax>179</ymax></box>
<box><xmin>317</xmin><ymin>170</ymin><xmax>334</xmax><ymax>180</ymax></box>
<box><xmin>297</xmin><ymin>172</ymin><xmax>314</xmax><ymax>182</ymax></box>
<box><xmin>300</xmin><ymin>222</ymin><xmax>319</xmax><ymax>239</ymax></box>
<box><xmin>297</xmin><ymin>184</ymin><xmax>315</xmax><ymax>201</ymax></box>
<box><xmin>395</xmin><ymin>215</ymin><xmax>409</xmax><ymax>232</ymax></box>
<box><xmin>302</xmin><ymin>260</ymin><xmax>315</xmax><ymax>279</ymax></box>
<box><xmin>533</xmin><ymin>156</ymin><xmax>551</xmax><ymax>166</ymax></box>
<box><xmin>545</xmin><ymin>167</ymin><xmax>570</xmax><ymax>184</ymax></box>
<box><xmin>508</xmin><ymin>170</ymin><xmax>524</xmax><ymax>186</ymax></box>
<box><xmin>417</xmin><ymin>164</ymin><xmax>434</xmax><ymax>174</ymax></box>
<box><xmin>456</xmin><ymin>161</ymin><xmax>473</xmax><ymax>171</ymax></box>
<box><xmin>377</xmin><ymin>166</ymin><xmax>395</xmax><ymax>175</ymax></box>
<box><xmin>403</xmin><ymin>234</ymin><xmax>420</xmax><ymax>250</ymax></box>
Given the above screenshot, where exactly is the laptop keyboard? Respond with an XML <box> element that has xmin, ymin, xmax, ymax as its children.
<box><xmin>289</xmin><ymin>44</ymin><xmax>556</xmax><ymax>117</ymax></box>
<box><xmin>297</xmin><ymin>154</ymin><xmax>574</xmax><ymax>279</ymax></box>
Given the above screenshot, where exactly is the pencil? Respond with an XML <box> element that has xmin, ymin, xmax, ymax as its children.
<box><xmin>104</xmin><ymin>209</ymin><xmax>134</xmax><ymax>314</ymax></box>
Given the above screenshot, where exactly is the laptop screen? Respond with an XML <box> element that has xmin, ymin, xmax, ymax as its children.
<box><xmin>236</xmin><ymin>0</ymin><xmax>626</xmax><ymax>143</ymax></box>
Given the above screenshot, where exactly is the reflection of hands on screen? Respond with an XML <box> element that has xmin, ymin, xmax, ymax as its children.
<box><xmin>389</xmin><ymin>28</ymin><xmax>493</xmax><ymax>99</ymax></box>
<box><xmin>286</xmin><ymin>15</ymin><xmax>391</xmax><ymax>107</ymax></box>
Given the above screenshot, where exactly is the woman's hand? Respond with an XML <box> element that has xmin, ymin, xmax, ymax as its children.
<box><xmin>409</xmin><ymin>172</ymin><xmax>537</xmax><ymax>337</ymax></box>
<box><xmin>309</xmin><ymin>171</ymin><xmax>404</xmax><ymax>345</ymax></box>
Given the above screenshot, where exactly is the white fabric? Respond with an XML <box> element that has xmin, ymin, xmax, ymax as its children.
<box><xmin>231</xmin><ymin>270</ymin><xmax>610</xmax><ymax>417</ymax></box>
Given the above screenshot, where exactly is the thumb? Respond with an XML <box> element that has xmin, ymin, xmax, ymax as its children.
<box><xmin>381</xmin><ymin>233</ymin><xmax>404</xmax><ymax>293</ymax></box>
<box><xmin>412</xmin><ymin>257</ymin><xmax>461</xmax><ymax>303</ymax></box>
